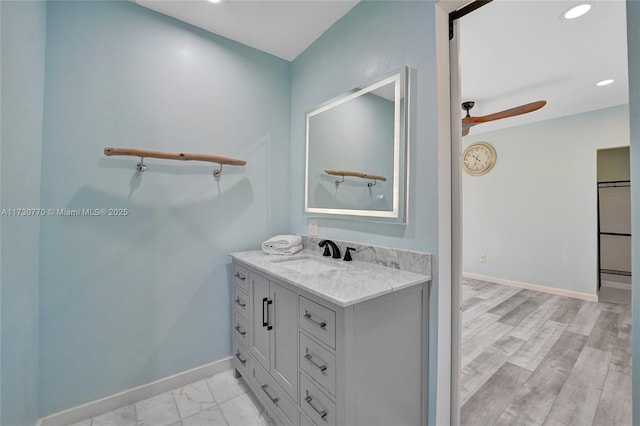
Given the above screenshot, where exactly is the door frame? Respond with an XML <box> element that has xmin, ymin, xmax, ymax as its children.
<box><xmin>434</xmin><ymin>2</ymin><xmax>465</xmax><ymax>425</ymax></box>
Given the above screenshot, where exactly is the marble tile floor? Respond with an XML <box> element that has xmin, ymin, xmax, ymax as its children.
<box><xmin>461</xmin><ymin>278</ymin><xmax>632</xmax><ymax>426</ymax></box>
<box><xmin>67</xmin><ymin>370</ymin><xmax>275</xmax><ymax>426</ymax></box>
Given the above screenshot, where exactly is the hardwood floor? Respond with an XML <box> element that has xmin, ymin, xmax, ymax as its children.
<box><xmin>460</xmin><ymin>279</ymin><xmax>632</xmax><ymax>426</ymax></box>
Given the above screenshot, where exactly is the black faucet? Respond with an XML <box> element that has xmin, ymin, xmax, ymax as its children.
<box><xmin>318</xmin><ymin>240</ymin><xmax>341</xmax><ymax>259</ymax></box>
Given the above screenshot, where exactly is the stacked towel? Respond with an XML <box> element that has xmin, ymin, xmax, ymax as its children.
<box><xmin>262</xmin><ymin>235</ymin><xmax>303</xmax><ymax>255</ymax></box>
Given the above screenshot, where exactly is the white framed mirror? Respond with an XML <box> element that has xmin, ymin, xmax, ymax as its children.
<box><xmin>304</xmin><ymin>66</ymin><xmax>410</xmax><ymax>222</ymax></box>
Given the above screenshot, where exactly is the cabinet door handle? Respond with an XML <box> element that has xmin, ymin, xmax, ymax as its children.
<box><xmin>304</xmin><ymin>311</ymin><xmax>327</xmax><ymax>329</ymax></box>
<box><xmin>235</xmin><ymin>297</ymin><xmax>246</xmax><ymax>308</ymax></box>
<box><xmin>261</xmin><ymin>384</ymin><xmax>279</xmax><ymax>404</ymax></box>
<box><xmin>305</xmin><ymin>395</ymin><xmax>328</xmax><ymax>420</ymax></box>
<box><xmin>304</xmin><ymin>352</ymin><xmax>327</xmax><ymax>373</ymax></box>
<box><xmin>266</xmin><ymin>299</ymin><xmax>273</xmax><ymax>331</ymax></box>
<box><xmin>262</xmin><ymin>298</ymin><xmax>268</xmax><ymax>328</ymax></box>
<box><xmin>234</xmin><ymin>325</ymin><xmax>246</xmax><ymax>336</ymax></box>
<box><xmin>235</xmin><ymin>272</ymin><xmax>246</xmax><ymax>281</ymax></box>
<box><xmin>235</xmin><ymin>351</ymin><xmax>247</xmax><ymax>365</ymax></box>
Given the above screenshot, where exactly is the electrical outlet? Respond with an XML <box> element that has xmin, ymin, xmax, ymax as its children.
<box><xmin>480</xmin><ymin>255</ymin><xmax>487</xmax><ymax>263</ymax></box>
<box><xmin>308</xmin><ymin>219</ymin><xmax>318</xmax><ymax>236</ymax></box>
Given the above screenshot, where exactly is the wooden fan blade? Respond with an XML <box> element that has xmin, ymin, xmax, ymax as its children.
<box><xmin>462</xmin><ymin>127</ymin><xmax>470</xmax><ymax>137</ymax></box>
<box><xmin>471</xmin><ymin>100</ymin><xmax>547</xmax><ymax>124</ymax></box>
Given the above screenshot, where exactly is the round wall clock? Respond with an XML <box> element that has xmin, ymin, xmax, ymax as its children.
<box><xmin>462</xmin><ymin>142</ymin><xmax>497</xmax><ymax>176</ymax></box>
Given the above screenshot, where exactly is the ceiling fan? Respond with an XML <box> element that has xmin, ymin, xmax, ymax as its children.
<box><xmin>461</xmin><ymin>100</ymin><xmax>547</xmax><ymax>136</ymax></box>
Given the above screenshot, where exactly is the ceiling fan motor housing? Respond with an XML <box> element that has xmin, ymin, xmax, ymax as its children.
<box><xmin>462</xmin><ymin>101</ymin><xmax>475</xmax><ymax>117</ymax></box>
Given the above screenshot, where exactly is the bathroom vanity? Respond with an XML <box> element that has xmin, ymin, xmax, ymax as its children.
<box><xmin>230</xmin><ymin>245</ymin><xmax>431</xmax><ymax>426</ymax></box>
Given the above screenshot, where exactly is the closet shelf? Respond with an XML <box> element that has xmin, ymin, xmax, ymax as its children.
<box><xmin>598</xmin><ymin>180</ymin><xmax>631</xmax><ymax>188</ymax></box>
<box><xmin>600</xmin><ymin>269</ymin><xmax>632</xmax><ymax>277</ymax></box>
<box><xmin>104</xmin><ymin>147</ymin><xmax>247</xmax><ymax>176</ymax></box>
<box><xmin>324</xmin><ymin>169</ymin><xmax>387</xmax><ymax>187</ymax></box>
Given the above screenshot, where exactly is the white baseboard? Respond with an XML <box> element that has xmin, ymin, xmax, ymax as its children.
<box><xmin>463</xmin><ymin>272</ymin><xmax>598</xmax><ymax>302</ymax></box>
<box><xmin>38</xmin><ymin>357</ymin><xmax>232</xmax><ymax>426</ymax></box>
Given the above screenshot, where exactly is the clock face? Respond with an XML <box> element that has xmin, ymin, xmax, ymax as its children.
<box><xmin>462</xmin><ymin>142</ymin><xmax>496</xmax><ymax>176</ymax></box>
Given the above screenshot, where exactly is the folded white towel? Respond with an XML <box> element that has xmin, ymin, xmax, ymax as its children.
<box><xmin>261</xmin><ymin>235</ymin><xmax>303</xmax><ymax>251</ymax></box>
<box><xmin>262</xmin><ymin>244</ymin><xmax>303</xmax><ymax>256</ymax></box>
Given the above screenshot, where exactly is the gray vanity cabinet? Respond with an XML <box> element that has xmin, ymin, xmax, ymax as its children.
<box><xmin>232</xmin><ymin>258</ymin><xmax>429</xmax><ymax>426</ymax></box>
<box><xmin>249</xmin><ymin>272</ymin><xmax>298</xmax><ymax>403</ymax></box>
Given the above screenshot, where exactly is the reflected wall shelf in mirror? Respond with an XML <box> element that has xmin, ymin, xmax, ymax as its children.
<box><xmin>325</xmin><ymin>169</ymin><xmax>387</xmax><ymax>187</ymax></box>
<box><xmin>304</xmin><ymin>66</ymin><xmax>410</xmax><ymax>222</ymax></box>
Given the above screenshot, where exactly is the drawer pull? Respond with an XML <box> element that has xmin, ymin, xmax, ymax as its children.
<box><xmin>305</xmin><ymin>395</ymin><xmax>328</xmax><ymax>420</ymax></box>
<box><xmin>235</xmin><ymin>272</ymin><xmax>246</xmax><ymax>281</ymax></box>
<box><xmin>235</xmin><ymin>351</ymin><xmax>247</xmax><ymax>365</ymax></box>
<box><xmin>261</xmin><ymin>384</ymin><xmax>279</xmax><ymax>404</ymax></box>
<box><xmin>304</xmin><ymin>312</ymin><xmax>327</xmax><ymax>329</ymax></box>
<box><xmin>304</xmin><ymin>352</ymin><xmax>327</xmax><ymax>373</ymax></box>
<box><xmin>235</xmin><ymin>297</ymin><xmax>246</xmax><ymax>308</ymax></box>
<box><xmin>234</xmin><ymin>325</ymin><xmax>246</xmax><ymax>336</ymax></box>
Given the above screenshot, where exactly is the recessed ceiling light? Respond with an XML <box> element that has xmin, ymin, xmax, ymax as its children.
<box><xmin>562</xmin><ymin>3</ymin><xmax>592</xmax><ymax>20</ymax></box>
<box><xmin>596</xmin><ymin>79</ymin><xmax>615</xmax><ymax>87</ymax></box>
<box><xmin>208</xmin><ymin>0</ymin><xmax>222</xmax><ymax>3</ymax></box>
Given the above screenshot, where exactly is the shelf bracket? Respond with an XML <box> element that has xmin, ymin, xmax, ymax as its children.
<box><xmin>136</xmin><ymin>157</ymin><xmax>146</xmax><ymax>172</ymax></box>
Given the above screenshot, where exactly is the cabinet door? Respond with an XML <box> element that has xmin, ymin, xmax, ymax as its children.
<box><xmin>250</xmin><ymin>273</ymin><xmax>270</xmax><ymax>370</ymax></box>
<box><xmin>270</xmin><ymin>281</ymin><xmax>298</xmax><ymax>402</ymax></box>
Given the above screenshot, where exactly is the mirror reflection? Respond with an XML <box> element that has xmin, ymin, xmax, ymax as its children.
<box><xmin>304</xmin><ymin>67</ymin><xmax>409</xmax><ymax>221</ymax></box>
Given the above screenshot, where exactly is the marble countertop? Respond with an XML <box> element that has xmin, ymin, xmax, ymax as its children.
<box><xmin>230</xmin><ymin>249</ymin><xmax>431</xmax><ymax>308</ymax></box>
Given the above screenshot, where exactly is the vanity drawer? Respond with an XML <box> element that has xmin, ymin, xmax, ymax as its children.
<box><xmin>250</xmin><ymin>359</ymin><xmax>298</xmax><ymax>426</ymax></box>
<box><xmin>232</xmin><ymin>338</ymin><xmax>249</xmax><ymax>378</ymax></box>
<box><xmin>300</xmin><ymin>373</ymin><xmax>336</xmax><ymax>426</ymax></box>
<box><xmin>299</xmin><ymin>333</ymin><xmax>336</xmax><ymax>396</ymax></box>
<box><xmin>233</xmin><ymin>286</ymin><xmax>249</xmax><ymax>319</ymax></box>
<box><xmin>233</xmin><ymin>313</ymin><xmax>249</xmax><ymax>348</ymax></box>
<box><xmin>233</xmin><ymin>264</ymin><xmax>249</xmax><ymax>293</ymax></box>
<box><xmin>300</xmin><ymin>296</ymin><xmax>336</xmax><ymax>349</ymax></box>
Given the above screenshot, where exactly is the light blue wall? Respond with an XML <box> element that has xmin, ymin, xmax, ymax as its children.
<box><xmin>290</xmin><ymin>2</ymin><xmax>439</xmax><ymax>423</ymax></box>
<box><xmin>627</xmin><ymin>1</ymin><xmax>640</xmax><ymax>424</ymax></box>
<box><xmin>463</xmin><ymin>105</ymin><xmax>630</xmax><ymax>295</ymax></box>
<box><xmin>39</xmin><ymin>1</ymin><xmax>290</xmax><ymax>415</ymax></box>
<box><xmin>0</xmin><ymin>1</ymin><xmax>47</xmax><ymax>425</ymax></box>
<box><xmin>291</xmin><ymin>1</ymin><xmax>438</xmax><ymax>248</ymax></box>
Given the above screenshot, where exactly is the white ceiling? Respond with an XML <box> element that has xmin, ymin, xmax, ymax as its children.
<box><xmin>135</xmin><ymin>0</ymin><xmax>629</xmax><ymax>134</ymax></box>
<box><xmin>460</xmin><ymin>0</ymin><xmax>629</xmax><ymax>135</ymax></box>
<box><xmin>134</xmin><ymin>0</ymin><xmax>359</xmax><ymax>61</ymax></box>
